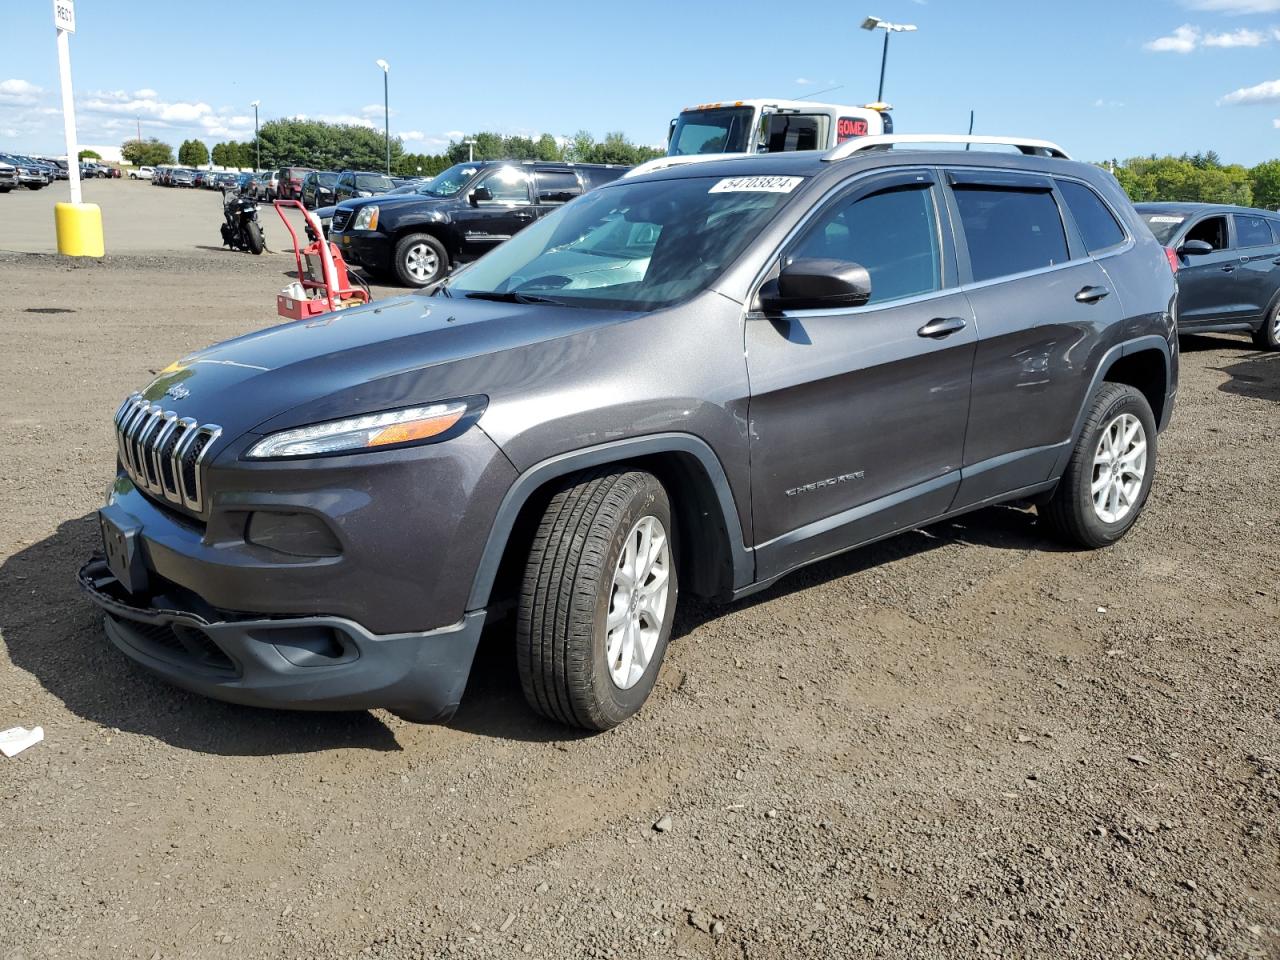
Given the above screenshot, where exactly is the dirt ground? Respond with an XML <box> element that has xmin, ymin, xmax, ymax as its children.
<box><xmin>1</xmin><ymin>181</ymin><xmax>1278</xmax><ymax>960</ymax></box>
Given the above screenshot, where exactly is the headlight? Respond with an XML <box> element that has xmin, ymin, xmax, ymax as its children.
<box><xmin>352</xmin><ymin>205</ymin><xmax>379</xmax><ymax>231</ymax></box>
<box><xmin>245</xmin><ymin>400</ymin><xmax>476</xmax><ymax>459</ymax></box>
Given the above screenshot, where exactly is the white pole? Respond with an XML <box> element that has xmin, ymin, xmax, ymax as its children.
<box><xmin>56</xmin><ymin>27</ymin><xmax>82</xmax><ymax>205</ymax></box>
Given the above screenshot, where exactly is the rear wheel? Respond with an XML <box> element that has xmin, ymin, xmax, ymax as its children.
<box><xmin>1252</xmin><ymin>301</ymin><xmax>1280</xmax><ymax>351</ymax></box>
<box><xmin>517</xmin><ymin>470</ymin><xmax>678</xmax><ymax>731</ymax></box>
<box><xmin>1043</xmin><ymin>383</ymin><xmax>1156</xmax><ymax>548</ymax></box>
<box><xmin>393</xmin><ymin>233</ymin><xmax>448</xmax><ymax>287</ymax></box>
<box><xmin>244</xmin><ymin>221</ymin><xmax>265</xmax><ymax>255</ymax></box>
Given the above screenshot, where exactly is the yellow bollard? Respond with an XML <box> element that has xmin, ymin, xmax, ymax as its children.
<box><xmin>54</xmin><ymin>201</ymin><xmax>105</xmax><ymax>257</ymax></box>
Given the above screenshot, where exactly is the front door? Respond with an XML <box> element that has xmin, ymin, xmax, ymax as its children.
<box><xmin>1176</xmin><ymin>214</ymin><xmax>1244</xmax><ymax>326</ymax></box>
<box><xmin>454</xmin><ymin>165</ymin><xmax>536</xmax><ymax>258</ymax></box>
<box><xmin>746</xmin><ymin>170</ymin><xmax>975</xmax><ymax>580</ymax></box>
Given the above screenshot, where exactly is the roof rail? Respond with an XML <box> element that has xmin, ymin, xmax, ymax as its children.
<box><xmin>823</xmin><ymin>134</ymin><xmax>1072</xmax><ymax>161</ymax></box>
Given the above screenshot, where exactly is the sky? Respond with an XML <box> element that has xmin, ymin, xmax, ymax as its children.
<box><xmin>2</xmin><ymin>0</ymin><xmax>1279</xmax><ymax>165</ymax></box>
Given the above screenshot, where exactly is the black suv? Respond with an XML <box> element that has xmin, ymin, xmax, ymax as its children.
<box><xmin>328</xmin><ymin>160</ymin><xmax>626</xmax><ymax>286</ymax></box>
<box><xmin>333</xmin><ymin>170</ymin><xmax>393</xmax><ymax>204</ymax></box>
<box><xmin>1137</xmin><ymin>202</ymin><xmax>1280</xmax><ymax>350</ymax></box>
<box><xmin>80</xmin><ymin>136</ymin><xmax>1178</xmax><ymax>731</ymax></box>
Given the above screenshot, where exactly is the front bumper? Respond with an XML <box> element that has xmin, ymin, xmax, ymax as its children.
<box><xmin>330</xmin><ymin>230</ymin><xmax>393</xmax><ymax>272</ymax></box>
<box><xmin>79</xmin><ymin>556</ymin><xmax>484</xmax><ymax>719</ymax></box>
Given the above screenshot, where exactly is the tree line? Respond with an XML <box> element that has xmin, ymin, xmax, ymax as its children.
<box><xmin>121</xmin><ymin>119</ymin><xmax>663</xmax><ymax>176</ymax></box>
<box><xmin>1106</xmin><ymin>153</ymin><xmax>1280</xmax><ymax>210</ymax></box>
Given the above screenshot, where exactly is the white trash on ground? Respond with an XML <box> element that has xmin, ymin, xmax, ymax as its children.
<box><xmin>0</xmin><ymin>726</ymin><xmax>44</xmax><ymax>757</ymax></box>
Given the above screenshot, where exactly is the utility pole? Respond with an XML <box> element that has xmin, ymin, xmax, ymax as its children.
<box><xmin>250</xmin><ymin>100</ymin><xmax>260</xmax><ymax>170</ymax></box>
<box><xmin>376</xmin><ymin>60</ymin><xmax>390</xmax><ymax>175</ymax></box>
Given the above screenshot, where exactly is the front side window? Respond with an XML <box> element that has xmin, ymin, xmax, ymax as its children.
<box><xmin>477</xmin><ymin>166</ymin><xmax>532</xmax><ymax>204</ymax></box>
<box><xmin>789</xmin><ymin>184</ymin><xmax>941</xmax><ymax>305</ymax></box>
<box><xmin>1234</xmin><ymin>213</ymin><xmax>1272</xmax><ymax>248</ymax></box>
<box><xmin>1185</xmin><ymin>216</ymin><xmax>1227</xmax><ymax>250</ymax></box>
<box><xmin>954</xmin><ymin>186</ymin><xmax>1069</xmax><ymax>283</ymax></box>
<box><xmin>1058</xmin><ymin>180</ymin><xmax>1125</xmax><ymax>253</ymax></box>
<box><xmin>668</xmin><ymin>107</ymin><xmax>755</xmax><ymax>156</ymax></box>
<box><xmin>446</xmin><ymin>175</ymin><xmax>800</xmax><ymax>310</ymax></box>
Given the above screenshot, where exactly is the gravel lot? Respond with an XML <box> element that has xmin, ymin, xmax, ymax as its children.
<box><xmin>1</xmin><ymin>180</ymin><xmax>1278</xmax><ymax>960</ymax></box>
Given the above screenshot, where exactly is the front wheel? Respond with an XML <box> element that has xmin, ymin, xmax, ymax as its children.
<box><xmin>1043</xmin><ymin>383</ymin><xmax>1157</xmax><ymax>548</ymax></box>
<box><xmin>1252</xmin><ymin>301</ymin><xmax>1280</xmax><ymax>351</ymax></box>
<box><xmin>243</xmin><ymin>220</ymin><xmax>265</xmax><ymax>255</ymax></box>
<box><xmin>517</xmin><ymin>470</ymin><xmax>679</xmax><ymax>731</ymax></box>
<box><xmin>393</xmin><ymin>233</ymin><xmax>448</xmax><ymax>287</ymax></box>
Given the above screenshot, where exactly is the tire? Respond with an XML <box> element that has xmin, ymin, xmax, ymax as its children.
<box><xmin>517</xmin><ymin>470</ymin><xmax>679</xmax><ymax>731</ymax></box>
<box><xmin>1252</xmin><ymin>300</ymin><xmax>1280</xmax><ymax>351</ymax></box>
<box><xmin>392</xmin><ymin>232</ymin><xmax>448</xmax><ymax>287</ymax></box>
<box><xmin>244</xmin><ymin>221</ymin><xmax>265</xmax><ymax>255</ymax></box>
<box><xmin>1043</xmin><ymin>383</ymin><xmax>1157</xmax><ymax>549</ymax></box>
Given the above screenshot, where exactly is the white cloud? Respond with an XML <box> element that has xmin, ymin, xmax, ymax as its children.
<box><xmin>1219</xmin><ymin>77</ymin><xmax>1280</xmax><ymax>103</ymax></box>
<box><xmin>1274</xmin><ymin>117</ymin><xmax>1280</xmax><ymax>126</ymax></box>
<box><xmin>795</xmin><ymin>77</ymin><xmax>813</xmax><ymax>85</ymax></box>
<box><xmin>1185</xmin><ymin>0</ymin><xmax>1280</xmax><ymax>12</ymax></box>
<box><xmin>1094</xmin><ymin>98</ymin><xmax>1125</xmax><ymax>108</ymax></box>
<box><xmin>444</xmin><ymin>130</ymin><xmax>465</xmax><ymax>139</ymax></box>
<box><xmin>1</xmin><ymin>127</ymin><xmax>19</xmax><ymax>137</ymax></box>
<box><xmin>0</xmin><ymin>78</ymin><xmax>43</xmax><ymax>106</ymax></box>
<box><xmin>132</xmin><ymin>88</ymin><xmax>157</xmax><ymax>99</ymax></box>
<box><xmin>1204</xmin><ymin>26</ymin><xmax>1267</xmax><ymax>44</ymax></box>
<box><xmin>1146</xmin><ymin>25</ymin><xmax>1200</xmax><ymax>52</ymax></box>
<box><xmin>398</xmin><ymin>130</ymin><xmax>426</xmax><ymax>141</ymax></box>
<box><xmin>308</xmin><ymin>113</ymin><xmax>377</xmax><ymax>128</ymax></box>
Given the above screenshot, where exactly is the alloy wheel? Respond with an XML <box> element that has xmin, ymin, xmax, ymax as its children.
<box><xmin>405</xmin><ymin>243</ymin><xmax>439</xmax><ymax>283</ymax></box>
<box><xmin>605</xmin><ymin>515</ymin><xmax>671</xmax><ymax>690</ymax></box>
<box><xmin>1091</xmin><ymin>413</ymin><xmax>1147</xmax><ymax>524</ymax></box>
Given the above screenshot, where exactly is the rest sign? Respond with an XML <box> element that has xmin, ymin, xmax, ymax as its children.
<box><xmin>53</xmin><ymin>0</ymin><xmax>75</xmax><ymax>33</ymax></box>
<box><xmin>709</xmin><ymin>175</ymin><xmax>803</xmax><ymax>194</ymax></box>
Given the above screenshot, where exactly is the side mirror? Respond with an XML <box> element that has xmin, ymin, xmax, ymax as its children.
<box><xmin>469</xmin><ymin>185</ymin><xmax>493</xmax><ymax>206</ymax></box>
<box><xmin>1178</xmin><ymin>239</ymin><xmax>1214</xmax><ymax>256</ymax></box>
<box><xmin>759</xmin><ymin>258</ymin><xmax>872</xmax><ymax>312</ymax></box>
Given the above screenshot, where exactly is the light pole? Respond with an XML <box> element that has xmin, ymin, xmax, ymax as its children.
<box><xmin>465</xmin><ymin>138</ymin><xmax>477</xmax><ymax>163</ymax></box>
<box><xmin>250</xmin><ymin>100</ymin><xmax>260</xmax><ymax>171</ymax></box>
<box><xmin>861</xmin><ymin>16</ymin><xmax>917</xmax><ymax>103</ymax></box>
<box><xmin>375</xmin><ymin>59</ymin><xmax>390</xmax><ymax>175</ymax></box>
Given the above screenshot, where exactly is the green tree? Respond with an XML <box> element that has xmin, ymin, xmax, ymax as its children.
<box><xmin>121</xmin><ymin>137</ymin><xmax>175</xmax><ymax>167</ymax></box>
<box><xmin>535</xmin><ymin>133</ymin><xmax>561</xmax><ymax>161</ymax></box>
<box><xmin>1250</xmin><ymin>159</ymin><xmax>1280</xmax><ymax>210</ymax></box>
<box><xmin>78</xmin><ymin>149</ymin><xmax>100</xmax><ymax>160</ymax></box>
<box><xmin>177</xmin><ymin>139</ymin><xmax>209</xmax><ymax>167</ymax></box>
<box><xmin>253</xmin><ymin>118</ymin><xmax>404</xmax><ymax>171</ymax></box>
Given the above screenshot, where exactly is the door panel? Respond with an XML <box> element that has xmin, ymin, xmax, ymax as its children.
<box><xmin>454</xmin><ymin>167</ymin><xmax>535</xmax><ymax>258</ymax></box>
<box><xmin>1233</xmin><ymin>213</ymin><xmax>1280</xmax><ymax>320</ymax></box>
<box><xmin>1176</xmin><ymin>215</ymin><xmax>1245</xmax><ymax>325</ymax></box>
<box><xmin>956</xmin><ymin>260</ymin><xmax>1122</xmax><ymax>507</ymax></box>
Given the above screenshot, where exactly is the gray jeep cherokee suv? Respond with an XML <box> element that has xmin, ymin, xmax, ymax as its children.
<box><xmin>80</xmin><ymin>136</ymin><xmax>1178</xmax><ymax>730</ymax></box>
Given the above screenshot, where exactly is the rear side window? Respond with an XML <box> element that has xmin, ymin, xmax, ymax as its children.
<box><xmin>1057</xmin><ymin>180</ymin><xmax>1125</xmax><ymax>253</ymax></box>
<box><xmin>534</xmin><ymin>171</ymin><xmax>582</xmax><ymax>203</ymax></box>
<box><xmin>953</xmin><ymin>186</ymin><xmax>1069</xmax><ymax>283</ymax></box>
<box><xmin>1234</xmin><ymin>214</ymin><xmax>1272</xmax><ymax>248</ymax></box>
<box><xmin>790</xmin><ymin>184</ymin><xmax>941</xmax><ymax>305</ymax></box>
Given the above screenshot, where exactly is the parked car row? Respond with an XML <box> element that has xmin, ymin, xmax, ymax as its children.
<box><xmin>0</xmin><ymin>152</ymin><xmax>53</xmax><ymax>189</ymax></box>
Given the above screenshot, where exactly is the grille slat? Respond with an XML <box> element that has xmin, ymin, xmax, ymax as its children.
<box><xmin>113</xmin><ymin>393</ymin><xmax>221</xmax><ymax>516</ymax></box>
<box><xmin>331</xmin><ymin>209</ymin><xmax>352</xmax><ymax>232</ymax></box>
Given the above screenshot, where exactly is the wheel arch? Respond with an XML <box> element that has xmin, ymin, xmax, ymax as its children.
<box><xmin>466</xmin><ymin>434</ymin><xmax>753</xmax><ymax>613</ymax></box>
<box><xmin>391</xmin><ymin>219</ymin><xmax>460</xmax><ymax>261</ymax></box>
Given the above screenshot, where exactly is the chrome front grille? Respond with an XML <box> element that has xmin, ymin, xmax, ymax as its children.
<box><xmin>331</xmin><ymin>208</ymin><xmax>352</xmax><ymax>232</ymax></box>
<box><xmin>113</xmin><ymin>393</ymin><xmax>222</xmax><ymax>515</ymax></box>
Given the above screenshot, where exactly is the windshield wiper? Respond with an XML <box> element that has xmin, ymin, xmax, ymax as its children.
<box><xmin>464</xmin><ymin>291</ymin><xmax>559</xmax><ymax>305</ymax></box>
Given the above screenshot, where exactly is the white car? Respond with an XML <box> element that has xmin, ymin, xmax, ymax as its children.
<box><xmin>130</xmin><ymin>166</ymin><xmax>155</xmax><ymax>180</ymax></box>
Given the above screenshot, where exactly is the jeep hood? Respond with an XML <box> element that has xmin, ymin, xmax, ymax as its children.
<box><xmin>137</xmin><ymin>295</ymin><xmax>641</xmax><ymax>443</ymax></box>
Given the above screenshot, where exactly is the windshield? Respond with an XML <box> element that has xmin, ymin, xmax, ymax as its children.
<box><xmin>1141</xmin><ymin>212</ymin><xmax>1187</xmax><ymax>245</ymax></box>
<box><xmin>668</xmin><ymin>106</ymin><xmax>755</xmax><ymax>156</ymax></box>
<box><xmin>356</xmin><ymin>174</ymin><xmax>392</xmax><ymax>192</ymax></box>
<box><xmin>418</xmin><ymin>163</ymin><xmax>479</xmax><ymax>197</ymax></box>
<box><xmin>445</xmin><ymin>174</ymin><xmax>803</xmax><ymax>311</ymax></box>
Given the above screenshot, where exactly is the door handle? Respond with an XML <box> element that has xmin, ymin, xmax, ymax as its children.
<box><xmin>917</xmin><ymin>316</ymin><xmax>967</xmax><ymax>339</ymax></box>
<box><xmin>514</xmin><ymin>211</ymin><xmax>534</xmax><ymax>220</ymax></box>
<box><xmin>1221</xmin><ymin>265</ymin><xmax>1235</xmax><ymax>273</ymax></box>
<box><xmin>1272</xmin><ymin>258</ymin><xmax>1280</xmax><ymax>266</ymax></box>
<box><xmin>1075</xmin><ymin>285</ymin><xmax>1110</xmax><ymax>304</ymax></box>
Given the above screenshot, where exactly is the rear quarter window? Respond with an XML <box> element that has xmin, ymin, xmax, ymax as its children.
<box><xmin>1057</xmin><ymin>179</ymin><xmax>1126</xmax><ymax>253</ymax></box>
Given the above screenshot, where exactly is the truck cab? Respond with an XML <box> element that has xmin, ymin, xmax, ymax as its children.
<box><xmin>666</xmin><ymin>99</ymin><xmax>891</xmax><ymax>157</ymax></box>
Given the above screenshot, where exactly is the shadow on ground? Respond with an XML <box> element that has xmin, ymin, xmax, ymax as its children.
<box><xmin>2</xmin><ymin>502</ymin><xmax>1055</xmax><ymax>753</ymax></box>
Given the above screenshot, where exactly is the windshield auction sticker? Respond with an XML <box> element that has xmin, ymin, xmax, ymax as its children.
<box><xmin>1147</xmin><ymin>216</ymin><xmax>1184</xmax><ymax>224</ymax></box>
<box><xmin>709</xmin><ymin>176</ymin><xmax>803</xmax><ymax>194</ymax></box>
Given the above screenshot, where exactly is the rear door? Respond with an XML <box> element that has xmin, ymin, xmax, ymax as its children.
<box><xmin>945</xmin><ymin>169</ymin><xmax>1125</xmax><ymax>508</ymax></box>
<box><xmin>1175</xmin><ymin>214</ymin><xmax>1244</xmax><ymax>326</ymax></box>
<box><xmin>1232</xmin><ymin>213</ymin><xmax>1280</xmax><ymax>321</ymax></box>
<box><xmin>746</xmin><ymin>169</ymin><xmax>976</xmax><ymax>579</ymax></box>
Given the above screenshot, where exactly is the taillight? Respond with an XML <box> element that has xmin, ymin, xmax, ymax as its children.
<box><xmin>1164</xmin><ymin>247</ymin><xmax>1180</xmax><ymax>274</ymax></box>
